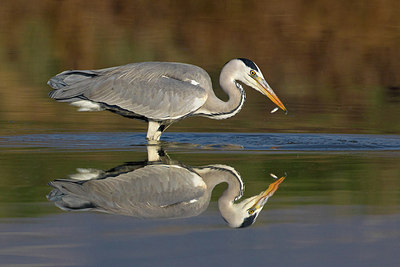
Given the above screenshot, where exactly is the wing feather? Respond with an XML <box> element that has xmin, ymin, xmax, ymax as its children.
<box><xmin>48</xmin><ymin>165</ymin><xmax>206</xmax><ymax>213</ymax></box>
<box><xmin>48</xmin><ymin>62</ymin><xmax>210</xmax><ymax>121</ymax></box>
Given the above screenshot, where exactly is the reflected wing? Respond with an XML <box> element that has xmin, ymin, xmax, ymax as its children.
<box><xmin>48</xmin><ymin>165</ymin><xmax>206</xmax><ymax>215</ymax></box>
<box><xmin>48</xmin><ymin>62</ymin><xmax>210</xmax><ymax>121</ymax></box>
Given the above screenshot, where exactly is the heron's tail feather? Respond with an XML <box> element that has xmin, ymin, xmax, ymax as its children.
<box><xmin>48</xmin><ymin>70</ymin><xmax>98</xmax><ymax>102</ymax></box>
<box><xmin>47</xmin><ymin>180</ymin><xmax>96</xmax><ymax>211</ymax></box>
<box><xmin>48</xmin><ymin>70</ymin><xmax>98</xmax><ymax>89</ymax></box>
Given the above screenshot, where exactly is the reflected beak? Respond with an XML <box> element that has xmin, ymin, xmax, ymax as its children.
<box><xmin>251</xmin><ymin>177</ymin><xmax>285</xmax><ymax>210</ymax></box>
<box><xmin>255</xmin><ymin>77</ymin><xmax>287</xmax><ymax>114</ymax></box>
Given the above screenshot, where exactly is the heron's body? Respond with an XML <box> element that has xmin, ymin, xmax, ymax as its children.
<box><xmin>48</xmin><ymin>59</ymin><xmax>287</xmax><ymax>141</ymax></box>
<box><xmin>47</xmin><ymin>162</ymin><xmax>245</xmax><ymax>221</ymax></box>
<box><xmin>48</xmin><ymin>164</ymin><xmax>210</xmax><ymax>218</ymax></box>
<box><xmin>48</xmin><ymin>158</ymin><xmax>284</xmax><ymax>228</ymax></box>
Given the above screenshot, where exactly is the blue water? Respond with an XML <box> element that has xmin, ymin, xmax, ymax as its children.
<box><xmin>2</xmin><ymin>210</ymin><xmax>399</xmax><ymax>266</ymax></box>
<box><xmin>2</xmin><ymin>132</ymin><xmax>400</xmax><ymax>151</ymax></box>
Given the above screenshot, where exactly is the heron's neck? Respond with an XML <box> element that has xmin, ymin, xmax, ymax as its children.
<box><xmin>196</xmin><ymin>165</ymin><xmax>243</xmax><ymax>208</ymax></box>
<box><xmin>196</xmin><ymin>165</ymin><xmax>249</xmax><ymax>227</ymax></box>
<box><xmin>195</xmin><ymin>69</ymin><xmax>245</xmax><ymax>119</ymax></box>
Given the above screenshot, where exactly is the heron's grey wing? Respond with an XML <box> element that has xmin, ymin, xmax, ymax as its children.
<box><xmin>90</xmin><ymin>75</ymin><xmax>207</xmax><ymax>120</ymax></box>
<box><xmin>48</xmin><ymin>165</ymin><xmax>206</xmax><ymax>217</ymax></box>
<box><xmin>104</xmin><ymin>165</ymin><xmax>206</xmax><ymax>206</ymax></box>
<box><xmin>48</xmin><ymin>62</ymin><xmax>210</xmax><ymax>121</ymax></box>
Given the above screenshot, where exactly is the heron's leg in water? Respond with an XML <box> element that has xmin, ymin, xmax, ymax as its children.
<box><xmin>146</xmin><ymin>121</ymin><xmax>162</xmax><ymax>141</ymax></box>
<box><xmin>146</xmin><ymin>145</ymin><xmax>161</xmax><ymax>161</ymax></box>
<box><xmin>146</xmin><ymin>144</ymin><xmax>172</xmax><ymax>164</ymax></box>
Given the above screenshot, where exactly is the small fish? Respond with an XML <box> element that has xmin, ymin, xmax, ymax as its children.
<box><xmin>270</xmin><ymin>107</ymin><xmax>279</xmax><ymax>113</ymax></box>
<box><xmin>270</xmin><ymin>173</ymin><xmax>278</xmax><ymax>179</ymax></box>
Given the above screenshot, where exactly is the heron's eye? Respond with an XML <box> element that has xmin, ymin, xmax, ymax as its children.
<box><xmin>250</xmin><ymin>70</ymin><xmax>256</xmax><ymax>76</ymax></box>
<box><xmin>248</xmin><ymin>209</ymin><xmax>255</xmax><ymax>215</ymax></box>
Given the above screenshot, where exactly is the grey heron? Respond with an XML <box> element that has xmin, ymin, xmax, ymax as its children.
<box><xmin>47</xmin><ymin>147</ymin><xmax>285</xmax><ymax>228</ymax></box>
<box><xmin>48</xmin><ymin>58</ymin><xmax>287</xmax><ymax>141</ymax></box>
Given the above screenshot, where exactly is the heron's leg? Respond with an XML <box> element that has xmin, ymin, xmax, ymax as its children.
<box><xmin>146</xmin><ymin>121</ymin><xmax>162</xmax><ymax>141</ymax></box>
<box><xmin>145</xmin><ymin>144</ymin><xmax>172</xmax><ymax>164</ymax></box>
<box><xmin>146</xmin><ymin>145</ymin><xmax>161</xmax><ymax>161</ymax></box>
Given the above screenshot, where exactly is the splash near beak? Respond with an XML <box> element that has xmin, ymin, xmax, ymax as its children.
<box><xmin>256</xmin><ymin>77</ymin><xmax>288</xmax><ymax>114</ymax></box>
<box><xmin>252</xmin><ymin>177</ymin><xmax>285</xmax><ymax>210</ymax></box>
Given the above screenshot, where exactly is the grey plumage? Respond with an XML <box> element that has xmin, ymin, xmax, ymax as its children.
<box><xmin>47</xmin><ymin>162</ymin><xmax>241</xmax><ymax>220</ymax></box>
<box><xmin>48</xmin><ymin>59</ymin><xmax>287</xmax><ymax>141</ymax></box>
<box><xmin>47</xmin><ymin>148</ymin><xmax>285</xmax><ymax>228</ymax></box>
<box><xmin>48</xmin><ymin>164</ymin><xmax>207</xmax><ymax>218</ymax></box>
<box><xmin>48</xmin><ymin>63</ymin><xmax>208</xmax><ymax>121</ymax></box>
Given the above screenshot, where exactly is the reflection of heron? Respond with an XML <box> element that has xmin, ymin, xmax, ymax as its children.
<box><xmin>47</xmin><ymin>147</ymin><xmax>285</xmax><ymax>228</ymax></box>
<box><xmin>48</xmin><ymin>58</ymin><xmax>287</xmax><ymax>141</ymax></box>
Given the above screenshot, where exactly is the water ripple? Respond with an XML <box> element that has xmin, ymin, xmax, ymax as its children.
<box><xmin>1</xmin><ymin>132</ymin><xmax>400</xmax><ymax>151</ymax></box>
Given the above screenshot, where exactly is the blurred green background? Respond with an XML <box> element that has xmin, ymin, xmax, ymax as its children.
<box><xmin>1</xmin><ymin>0</ymin><xmax>399</xmax><ymax>135</ymax></box>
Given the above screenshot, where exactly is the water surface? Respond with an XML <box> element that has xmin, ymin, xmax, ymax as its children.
<box><xmin>1</xmin><ymin>133</ymin><xmax>399</xmax><ymax>266</ymax></box>
<box><xmin>2</xmin><ymin>132</ymin><xmax>400</xmax><ymax>151</ymax></box>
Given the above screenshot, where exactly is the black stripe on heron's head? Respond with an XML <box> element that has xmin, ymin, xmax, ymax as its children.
<box><xmin>238</xmin><ymin>214</ymin><xmax>258</xmax><ymax>228</ymax></box>
<box><xmin>237</xmin><ymin>58</ymin><xmax>259</xmax><ymax>71</ymax></box>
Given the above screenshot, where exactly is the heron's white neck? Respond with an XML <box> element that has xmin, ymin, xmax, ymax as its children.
<box><xmin>195</xmin><ymin>165</ymin><xmax>244</xmax><ymax>215</ymax></box>
<box><xmin>194</xmin><ymin>64</ymin><xmax>246</xmax><ymax>119</ymax></box>
<box><xmin>195</xmin><ymin>165</ymin><xmax>243</xmax><ymax>197</ymax></box>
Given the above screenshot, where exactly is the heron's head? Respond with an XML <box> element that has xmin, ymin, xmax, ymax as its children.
<box><xmin>221</xmin><ymin>177</ymin><xmax>285</xmax><ymax>228</ymax></box>
<box><xmin>224</xmin><ymin>58</ymin><xmax>287</xmax><ymax>114</ymax></box>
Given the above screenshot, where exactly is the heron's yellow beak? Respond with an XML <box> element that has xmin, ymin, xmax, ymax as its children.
<box><xmin>255</xmin><ymin>77</ymin><xmax>287</xmax><ymax>114</ymax></box>
<box><xmin>251</xmin><ymin>176</ymin><xmax>285</xmax><ymax>210</ymax></box>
